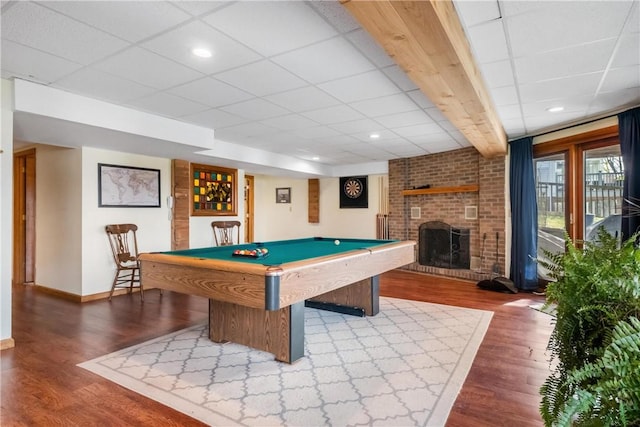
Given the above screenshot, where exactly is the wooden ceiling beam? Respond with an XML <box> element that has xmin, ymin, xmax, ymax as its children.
<box><xmin>341</xmin><ymin>0</ymin><xmax>507</xmax><ymax>157</ymax></box>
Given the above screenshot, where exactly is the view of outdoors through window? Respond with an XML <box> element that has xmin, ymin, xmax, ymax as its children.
<box><xmin>534</xmin><ymin>145</ymin><xmax>623</xmax><ymax>280</ymax></box>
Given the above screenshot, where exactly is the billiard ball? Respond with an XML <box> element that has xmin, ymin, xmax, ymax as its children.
<box><xmin>334</xmin><ymin>239</ymin><xmax>340</xmax><ymax>245</ymax></box>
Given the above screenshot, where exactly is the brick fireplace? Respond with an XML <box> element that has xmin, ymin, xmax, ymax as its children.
<box><xmin>388</xmin><ymin>147</ymin><xmax>506</xmax><ymax>281</ymax></box>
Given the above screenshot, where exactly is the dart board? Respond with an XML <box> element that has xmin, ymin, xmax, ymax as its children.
<box><xmin>339</xmin><ymin>176</ymin><xmax>368</xmax><ymax>208</ymax></box>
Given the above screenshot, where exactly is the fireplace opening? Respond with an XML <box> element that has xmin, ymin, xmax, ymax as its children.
<box><xmin>419</xmin><ymin>221</ymin><xmax>470</xmax><ymax>269</ymax></box>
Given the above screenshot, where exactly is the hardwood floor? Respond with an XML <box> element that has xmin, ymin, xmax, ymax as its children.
<box><xmin>1</xmin><ymin>270</ymin><xmax>552</xmax><ymax>426</ymax></box>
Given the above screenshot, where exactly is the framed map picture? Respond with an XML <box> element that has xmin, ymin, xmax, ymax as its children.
<box><xmin>98</xmin><ymin>163</ymin><xmax>160</xmax><ymax>207</ymax></box>
<box><xmin>340</xmin><ymin>176</ymin><xmax>368</xmax><ymax>208</ymax></box>
<box><xmin>190</xmin><ymin>163</ymin><xmax>237</xmax><ymax>216</ymax></box>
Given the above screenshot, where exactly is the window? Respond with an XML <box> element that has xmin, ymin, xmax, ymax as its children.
<box><xmin>534</xmin><ymin>125</ymin><xmax>622</xmax><ymax>279</ymax></box>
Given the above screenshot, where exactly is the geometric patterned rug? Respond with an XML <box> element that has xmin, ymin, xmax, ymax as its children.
<box><xmin>79</xmin><ymin>297</ymin><xmax>493</xmax><ymax>426</ymax></box>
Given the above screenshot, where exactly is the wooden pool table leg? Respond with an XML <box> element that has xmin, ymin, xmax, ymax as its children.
<box><xmin>307</xmin><ymin>275</ymin><xmax>380</xmax><ymax>316</ymax></box>
<box><xmin>208</xmin><ymin>299</ymin><xmax>305</xmax><ymax>363</ymax></box>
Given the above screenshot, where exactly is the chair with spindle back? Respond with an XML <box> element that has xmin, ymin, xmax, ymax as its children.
<box><xmin>105</xmin><ymin>223</ymin><xmax>144</xmax><ymax>302</ymax></box>
<box><xmin>211</xmin><ymin>221</ymin><xmax>241</xmax><ymax>246</ymax></box>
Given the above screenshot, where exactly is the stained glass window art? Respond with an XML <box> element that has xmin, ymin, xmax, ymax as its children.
<box><xmin>190</xmin><ymin>163</ymin><xmax>237</xmax><ymax>216</ymax></box>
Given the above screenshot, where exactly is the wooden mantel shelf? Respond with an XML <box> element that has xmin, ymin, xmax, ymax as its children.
<box><xmin>401</xmin><ymin>184</ymin><xmax>479</xmax><ymax>196</ymax></box>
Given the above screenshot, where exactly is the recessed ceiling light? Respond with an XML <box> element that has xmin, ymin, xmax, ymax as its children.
<box><xmin>369</xmin><ymin>133</ymin><xmax>381</xmax><ymax>139</ymax></box>
<box><xmin>192</xmin><ymin>47</ymin><xmax>212</xmax><ymax>58</ymax></box>
<box><xmin>312</xmin><ymin>156</ymin><xmax>320</xmax><ymax>161</ymax></box>
<box><xmin>546</xmin><ymin>106</ymin><xmax>564</xmax><ymax>113</ymax></box>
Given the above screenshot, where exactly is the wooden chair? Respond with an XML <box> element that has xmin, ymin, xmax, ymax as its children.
<box><xmin>105</xmin><ymin>224</ymin><xmax>144</xmax><ymax>302</ymax></box>
<box><xmin>211</xmin><ymin>221</ymin><xmax>241</xmax><ymax>246</ymax></box>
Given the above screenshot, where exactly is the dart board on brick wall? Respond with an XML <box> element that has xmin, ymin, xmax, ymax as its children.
<box><xmin>339</xmin><ymin>176</ymin><xmax>368</xmax><ymax>209</ymax></box>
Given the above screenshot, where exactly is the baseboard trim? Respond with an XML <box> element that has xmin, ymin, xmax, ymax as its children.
<box><xmin>34</xmin><ymin>284</ymin><xmax>154</xmax><ymax>303</ymax></box>
<box><xmin>1</xmin><ymin>337</ymin><xmax>16</xmax><ymax>350</ymax></box>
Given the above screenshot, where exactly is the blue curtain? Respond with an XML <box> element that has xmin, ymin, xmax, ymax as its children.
<box><xmin>619</xmin><ymin>107</ymin><xmax>640</xmax><ymax>243</ymax></box>
<box><xmin>510</xmin><ymin>137</ymin><xmax>539</xmax><ymax>291</ymax></box>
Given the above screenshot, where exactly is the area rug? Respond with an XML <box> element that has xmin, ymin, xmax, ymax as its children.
<box><xmin>79</xmin><ymin>297</ymin><xmax>493</xmax><ymax>426</ymax></box>
<box><xmin>529</xmin><ymin>302</ymin><xmax>557</xmax><ymax>317</ymax></box>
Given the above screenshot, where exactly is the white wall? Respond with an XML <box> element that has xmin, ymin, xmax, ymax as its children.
<box><xmin>35</xmin><ymin>146</ymin><xmax>83</xmax><ymax>294</ymax></box>
<box><xmin>81</xmin><ymin>148</ymin><xmax>172</xmax><ymax>296</ymax></box>
<box><xmin>253</xmin><ymin>174</ymin><xmax>385</xmax><ymax>241</ymax></box>
<box><xmin>190</xmin><ymin>169</ymin><xmax>245</xmax><ymax>249</ymax></box>
<box><xmin>1</xmin><ymin>79</ymin><xmax>14</xmax><ymax>343</ymax></box>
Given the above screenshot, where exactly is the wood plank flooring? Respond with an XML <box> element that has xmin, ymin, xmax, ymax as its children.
<box><xmin>1</xmin><ymin>270</ymin><xmax>553</xmax><ymax>426</ymax></box>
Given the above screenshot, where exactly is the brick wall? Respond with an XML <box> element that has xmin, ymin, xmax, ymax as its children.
<box><xmin>389</xmin><ymin>147</ymin><xmax>506</xmax><ymax>281</ymax></box>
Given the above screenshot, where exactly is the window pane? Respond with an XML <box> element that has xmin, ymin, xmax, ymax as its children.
<box><xmin>535</xmin><ymin>154</ymin><xmax>566</xmax><ymax>280</ymax></box>
<box><xmin>584</xmin><ymin>145</ymin><xmax>623</xmax><ymax>241</ymax></box>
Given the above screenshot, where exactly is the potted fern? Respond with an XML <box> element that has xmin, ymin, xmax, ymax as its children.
<box><xmin>539</xmin><ymin>228</ymin><xmax>640</xmax><ymax>426</ymax></box>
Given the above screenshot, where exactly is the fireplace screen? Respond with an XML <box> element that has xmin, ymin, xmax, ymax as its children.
<box><xmin>419</xmin><ymin>221</ymin><xmax>470</xmax><ymax>269</ymax></box>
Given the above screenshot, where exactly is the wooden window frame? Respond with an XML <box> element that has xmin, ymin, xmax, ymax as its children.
<box><xmin>533</xmin><ymin>125</ymin><xmax>619</xmax><ymax>242</ymax></box>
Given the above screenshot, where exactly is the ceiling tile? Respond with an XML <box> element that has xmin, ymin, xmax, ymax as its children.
<box><xmin>349</xmin><ymin>93</ymin><xmax>418</xmax><ymax>118</ymax></box>
<box><xmin>1</xmin><ymin>1</ymin><xmax>128</xmax><ymax>63</ymax></box>
<box><xmin>424</xmin><ymin>107</ymin><xmax>449</xmax><ymax>123</ymax></box>
<box><xmin>142</xmin><ymin>20</ymin><xmax>262</xmax><ymax>75</ymax></box>
<box><xmin>514</xmin><ymin>39</ymin><xmax>616</xmax><ymax>84</ymax></box>
<box><xmin>393</xmin><ymin>122</ymin><xmax>447</xmax><ymax>138</ymax></box>
<box><xmin>506</xmin><ymin>2</ymin><xmax>633</xmax><ymax>56</ymax></box>
<box><xmin>264</xmin><ymin>86</ymin><xmax>341</xmax><ymax>112</ymax></box>
<box><xmin>202</xmin><ymin>1</ymin><xmax>336</xmax><ymax>56</ymax></box>
<box><xmin>214</xmin><ymin>60</ymin><xmax>306</xmax><ymax>97</ymax></box>
<box><xmin>489</xmin><ymin>85</ymin><xmax>520</xmax><ymax>107</ymax></box>
<box><xmin>328</xmin><ymin>118</ymin><xmax>381</xmax><ymax>135</ymax></box>
<box><xmin>318</xmin><ymin>70</ymin><xmax>400</xmax><ymax>103</ymax></box>
<box><xmin>454</xmin><ymin>0</ymin><xmax>501</xmax><ymax>27</ymax></box>
<box><xmin>293</xmin><ymin>125</ymin><xmax>342</xmax><ymax>139</ymax></box>
<box><xmin>346</xmin><ymin>28</ymin><xmax>396</xmax><ymax>68</ymax></box>
<box><xmin>43</xmin><ymin>1</ymin><xmax>191</xmax><ymax>43</ymax></box>
<box><xmin>169</xmin><ymin>77</ymin><xmax>253</xmax><ymax>108</ymax></box>
<box><xmin>301</xmin><ymin>104</ymin><xmax>364</xmax><ymax>125</ymax></box>
<box><xmin>350</xmin><ymin>129</ymin><xmax>400</xmax><ymax>142</ymax></box>
<box><xmin>308</xmin><ymin>0</ymin><xmax>361</xmax><ymax>33</ymax></box>
<box><xmin>478</xmin><ymin>60</ymin><xmax>515</xmax><ymax>88</ymax></box>
<box><xmin>600</xmin><ymin>66</ymin><xmax>640</xmax><ymax>92</ymax></box>
<box><xmin>56</xmin><ymin>67</ymin><xmax>157</xmax><ymax>104</ymax></box>
<box><xmin>381</xmin><ymin>65</ymin><xmax>419</xmax><ymax>91</ymax></box>
<box><xmin>519</xmin><ymin>73</ymin><xmax>603</xmax><ymax>103</ymax></box>
<box><xmin>220</xmin><ymin>98</ymin><xmax>289</xmax><ymax>121</ymax></box>
<box><xmin>466</xmin><ymin>20</ymin><xmax>510</xmax><ymax>63</ymax></box>
<box><xmin>375</xmin><ymin>110</ymin><xmax>433</xmax><ymax>129</ymax></box>
<box><xmin>260</xmin><ymin>114</ymin><xmax>319</xmax><ymax>131</ymax></box>
<box><xmin>181</xmin><ymin>108</ymin><xmax>247</xmax><ymax>129</ymax></box>
<box><xmin>94</xmin><ymin>46</ymin><xmax>203</xmax><ymax>89</ymax></box>
<box><xmin>126</xmin><ymin>92</ymin><xmax>209</xmax><ymax>118</ymax></box>
<box><xmin>589</xmin><ymin>87</ymin><xmax>640</xmax><ymax>113</ymax></box>
<box><xmin>272</xmin><ymin>37</ymin><xmax>375</xmax><ymax>84</ymax></box>
<box><xmin>171</xmin><ymin>1</ymin><xmax>231</xmax><ymax>17</ymax></box>
<box><xmin>215</xmin><ymin>121</ymin><xmax>278</xmax><ymax>139</ymax></box>
<box><xmin>610</xmin><ymin>34</ymin><xmax>640</xmax><ymax>68</ymax></box>
<box><xmin>1</xmin><ymin>39</ymin><xmax>82</xmax><ymax>84</ymax></box>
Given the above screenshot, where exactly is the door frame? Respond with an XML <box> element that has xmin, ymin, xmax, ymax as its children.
<box><xmin>13</xmin><ymin>148</ymin><xmax>36</xmax><ymax>285</ymax></box>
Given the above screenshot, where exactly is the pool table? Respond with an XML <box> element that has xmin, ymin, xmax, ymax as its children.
<box><xmin>139</xmin><ymin>237</ymin><xmax>415</xmax><ymax>363</ymax></box>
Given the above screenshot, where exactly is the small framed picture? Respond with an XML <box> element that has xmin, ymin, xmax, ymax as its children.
<box><xmin>276</xmin><ymin>187</ymin><xmax>291</xmax><ymax>203</ymax></box>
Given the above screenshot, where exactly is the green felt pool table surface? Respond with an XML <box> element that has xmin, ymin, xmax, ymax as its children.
<box><xmin>163</xmin><ymin>237</ymin><xmax>398</xmax><ymax>265</ymax></box>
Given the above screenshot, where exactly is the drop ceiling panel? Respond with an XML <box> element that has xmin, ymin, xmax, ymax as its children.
<box><xmin>168</xmin><ymin>77</ymin><xmax>253</xmax><ymax>108</ymax></box>
<box><xmin>600</xmin><ymin>66</ymin><xmax>640</xmax><ymax>92</ymax></box>
<box><xmin>345</xmin><ymin>28</ymin><xmax>397</xmax><ymax>68</ymax></box>
<box><xmin>519</xmin><ymin>73</ymin><xmax>603</xmax><ymax>103</ymax></box>
<box><xmin>272</xmin><ymin>37</ymin><xmax>375</xmax><ymax>84</ymax></box>
<box><xmin>301</xmin><ymin>104</ymin><xmax>364</xmax><ymax>125</ymax></box>
<box><xmin>264</xmin><ymin>86</ymin><xmax>341</xmax><ymax>112</ymax></box>
<box><xmin>42</xmin><ymin>1</ymin><xmax>191</xmax><ymax>43</ymax></box>
<box><xmin>126</xmin><ymin>92</ymin><xmax>209</xmax><ymax>118</ymax></box>
<box><xmin>514</xmin><ymin>39</ymin><xmax>616</xmax><ymax>84</ymax></box>
<box><xmin>349</xmin><ymin>93</ymin><xmax>419</xmax><ymax>118</ymax></box>
<box><xmin>328</xmin><ymin>118</ymin><xmax>381</xmax><ymax>135</ymax></box>
<box><xmin>374</xmin><ymin>110</ymin><xmax>433</xmax><ymax>129</ymax></box>
<box><xmin>381</xmin><ymin>65</ymin><xmax>419</xmax><ymax>91</ymax></box>
<box><xmin>202</xmin><ymin>1</ymin><xmax>337</xmax><ymax>56</ymax></box>
<box><xmin>220</xmin><ymin>98</ymin><xmax>290</xmax><ymax>121</ymax></box>
<box><xmin>1</xmin><ymin>39</ymin><xmax>82</xmax><ymax>83</ymax></box>
<box><xmin>465</xmin><ymin>20</ymin><xmax>510</xmax><ymax>63</ymax></box>
<box><xmin>55</xmin><ymin>68</ymin><xmax>157</xmax><ymax>104</ymax></box>
<box><xmin>142</xmin><ymin>21</ymin><xmax>262</xmax><ymax>75</ymax></box>
<box><xmin>182</xmin><ymin>108</ymin><xmax>247</xmax><ymax>129</ymax></box>
<box><xmin>2</xmin><ymin>2</ymin><xmax>128</xmax><ymax>64</ymax></box>
<box><xmin>318</xmin><ymin>70</ymin><xmax>400</xmax><ymax>103</ymax></box>
<box><xmin>94</xmin><ymin>46</ymin><xmax>203</xmax><ymax>89</ymax></box>
<box><xmin>260</xmin><ymin>114</ymin><xmax>319</xmax><ymax>131</ymax></box>
<box><xmin>214</xmin><ymin>60</ymin><xmax>306</xmax><ymax>97</ymax></box>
